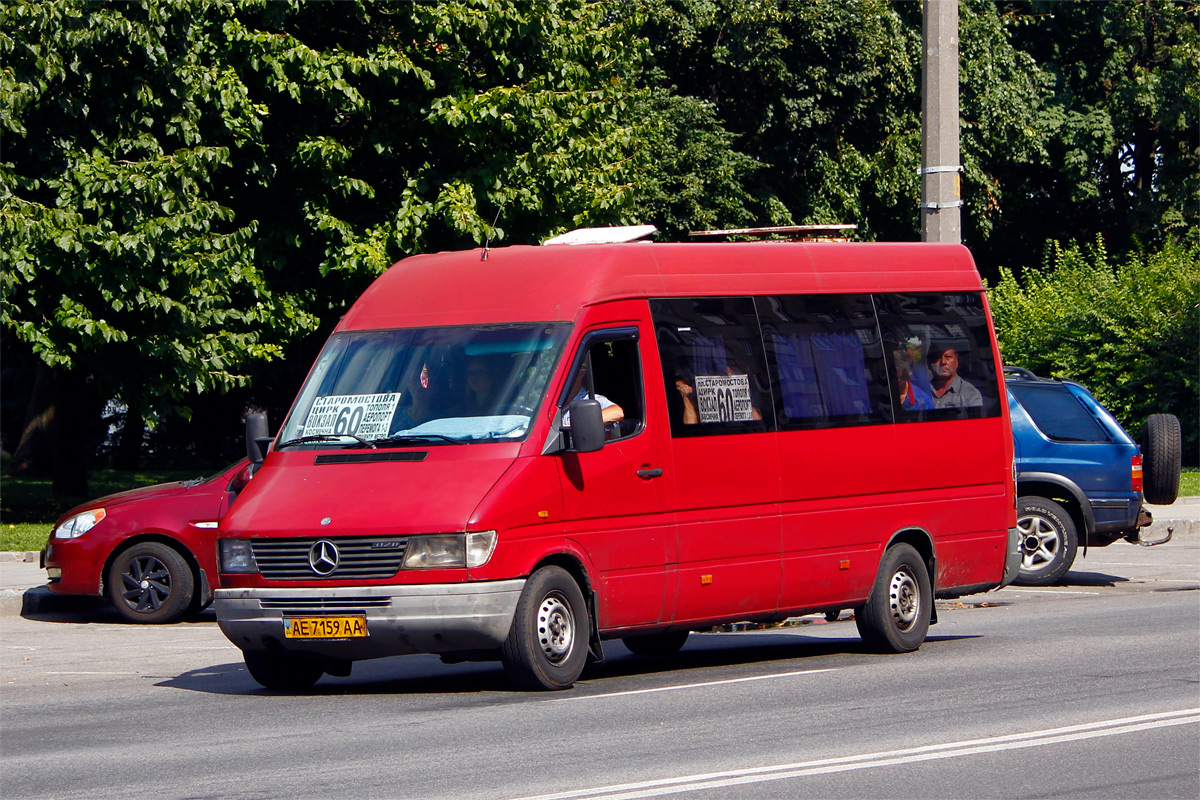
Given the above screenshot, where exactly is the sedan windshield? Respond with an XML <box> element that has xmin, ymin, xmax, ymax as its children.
<box><xmin>278</xmin><ymin>324</ymin><xmax>570</xmax><ymax>446</ymax></box>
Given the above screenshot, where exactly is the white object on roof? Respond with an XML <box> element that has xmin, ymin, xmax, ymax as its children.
<box><xmin>542</xmin><ymin>225</ymin><xmax>658</xmax><ymax>246</ymax></box>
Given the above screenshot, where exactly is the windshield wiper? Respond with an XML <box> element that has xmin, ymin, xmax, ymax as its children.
<box><xmin>368</xmin><ymin>433</ymin><xmax>463</xmax><ymax>447</ymax></box>
<box><xmin>276</xmin><ymin>433</ymin><xmax>376</xmax><ymax>450</ymax></box>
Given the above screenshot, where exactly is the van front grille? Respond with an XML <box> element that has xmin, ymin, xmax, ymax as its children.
<box><xmin>251</xmin><ymin>537</ymin><xmax>408</xmax><ymax>580</ymax></box>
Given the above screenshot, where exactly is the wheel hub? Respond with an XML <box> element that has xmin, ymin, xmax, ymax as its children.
<box><xmin>1017</xmin><ymin>513</ymin><xmax>1060</xmax><ymax>570</ymax></box>
<box><xmin>537</xmin><ymin>593</ymin><xmax>574</xmax><ymax>663</ymax></box>
<box><xmin>889</xmin><ymin>568</ymin><xmax>919</xmax><ymax>632</ymax></box>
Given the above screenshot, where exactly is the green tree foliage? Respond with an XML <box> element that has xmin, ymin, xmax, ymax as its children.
<box><xmin>1</xmin><ymin>0</ymin><xmax>649</xmax><ymax>484</ymax></box>
<box><xmin>989</xmin><ymin>235</ymin><xmax>1199</xmax><ymax>462</ymax></box>
<box><xmin>635</xmin><ymin>0</ymin><xmax>1048</xmax><ymax>257</ymax></box>
<box><xmin>0</xmin><ymin>0</ymin><xmax>315</xmax><ymax>413</ymax></box>
<box><xmin>995</xmin><ymin>0</ymin><xmax>1199</xmax><ymax>260</ymax></box>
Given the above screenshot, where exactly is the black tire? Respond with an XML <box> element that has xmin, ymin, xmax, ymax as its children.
<box><xmin>1142</xmin><ymin>413</ymin><xmax>1181</xmax><ymax>505</ymax></box>
<box><xmin>501</xmin><ymin>566</ymin><xmax>589</xmax><ymax>690</ymax></box>
<box><xmin>622</xmin><ymin>630</ymin><xmax>690</xmax><ymax>657</ymax></box>
<box><xmin>243</xmin><ymin>651</ymin><xmax>324</xmax><ymax>691</ymax></box>
<box><xmin>855</xmin><ymin>543</ymin><xmax>931</xmax><ymax>653</ymax></box>
<box><xmin>1014</xmin><ymin>496</ymin><xmax>1078</xmax><ymax>586</ymax></box>
<box><xmin>106</xmin><ymin>542</ymin><xmax>194</xmax><ymax>624</ymax></box>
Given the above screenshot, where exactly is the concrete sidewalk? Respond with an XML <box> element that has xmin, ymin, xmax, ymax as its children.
<box><xmin>2</xmin><ymin>498</ymin><xmax>1198</xmax><ymax>617</ymax></box>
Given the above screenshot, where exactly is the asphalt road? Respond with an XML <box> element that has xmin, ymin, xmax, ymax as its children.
<box><xmin>2</xmin><ymin>537</ymin><xmax>1198</xmax><ymax>800</ymax></box>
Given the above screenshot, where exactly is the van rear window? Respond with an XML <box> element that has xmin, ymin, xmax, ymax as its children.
<box><xmin>1009</xmin><ymin>383</ymin><xmax>1110</xmax><ymax>443</ymax></box>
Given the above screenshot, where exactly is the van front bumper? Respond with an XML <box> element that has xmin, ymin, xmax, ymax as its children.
<box><xmin>214</xmin><ymin>580</ymin><xmax>525</xmax><ymax>662</ymax></box>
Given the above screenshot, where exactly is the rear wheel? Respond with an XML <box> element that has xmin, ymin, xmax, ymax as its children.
<box><xmin>501</xmin><ymin>566</ymin><xmax>589</xmax><ymax>690</ymax></box>
<box><xmin>1142</xmin><ymin>414</ymin><xmax>1181</xmax><ymax>505</ymax></box>
<box><xmin>855</xmin><ymin>543</ymin><xmax>931</xmax><ymax>653</ymax></box>
<box><xmin>106</xmin><ymin>542</ymin><xmax>194</xmax><ymax>624</ymax></box>
<box><xmin>1014</xmin><ymin>496</ymin><xmax>1077</xmax><ymax>586</ymax></box>
<box><xmin>622</xmin><ymin>630</ymin><xmax>690</xmax><ymax>657</ymax></box>
<box><xmin>243</xmin><ymin>651</ymin><xmax>324</xmax><ymax>691</ymax></box>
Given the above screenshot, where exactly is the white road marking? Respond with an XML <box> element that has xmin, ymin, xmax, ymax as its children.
<box><xmin>45</xmin><ymin>671</ymin><xmax>140</xmax><ymax>675</ymax></box>
<box><xmin>510</xmin><ymin>709</ymin><xmax>1200</xmax><ymax>800</ymax></box>
<box><xmin>548</xmin><ymin>669</ymin><xmax>838</xmax><ymax>703</ymax></box>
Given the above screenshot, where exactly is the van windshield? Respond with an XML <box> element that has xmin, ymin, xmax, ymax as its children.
<box><xmin>278</xmin><ymin>324</ymin><xmax>570</xmax><ymax>447</ymax></box>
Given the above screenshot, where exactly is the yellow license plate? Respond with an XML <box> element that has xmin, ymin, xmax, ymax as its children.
<box><xmin>283</xmin><ymin>616</ymin><xmax>368</xmax><ymax>639</ymax></box>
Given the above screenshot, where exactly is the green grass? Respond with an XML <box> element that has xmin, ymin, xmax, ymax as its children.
<box><xmin>1</xmin><ymin>466</ymin><xmax>214</xmax><ymax>552</ymax></box>
<box><xmin>2</xmin><ymin>522</ymin><xmax>50</xmax><ymax>553</ymax></box>
<box><xmin>1180</xmin><ymin>467</ymin><xmax>1199</xmax><ymax>498</ymax></box>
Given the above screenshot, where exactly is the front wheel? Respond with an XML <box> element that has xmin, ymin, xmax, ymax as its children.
<box><xmin>106</xmin><ymin>542</ymin><xmax>194</xmax><ymax>624</ymax></box>
<box><xmin>243</xmin><ymin>651</ymin><xmax>324</xmax><ymax>691</ymax></box>
<box><xmin>501</xmin><ymin>566</ymin><xmax>589</xmax><ymax>690</ymax></box>
<box><xmin>855</xmin><ymin>543</ymin><xmax>931</xmax><ymax>653</ymax></box>
<box><xmin>1014</xmin><ymin>496</ymin><xmax>1077</xmax><ymax>586</ymax></box>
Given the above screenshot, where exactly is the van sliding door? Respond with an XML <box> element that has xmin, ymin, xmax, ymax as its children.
<box><xmin>651</xmin><ymin>297</ymin><xmax>782</xmax><ymax>623</ymax></box>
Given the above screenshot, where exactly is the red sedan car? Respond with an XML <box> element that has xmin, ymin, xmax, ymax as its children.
<box><xmin>42</xmin><ymin>460</ymin><xmax>250</xmax><ymax>623</ymax></box>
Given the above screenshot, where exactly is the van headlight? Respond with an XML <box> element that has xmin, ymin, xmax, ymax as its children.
<box><xmin>403</xmin><ymin>531</ymin><xmax>497</xmax><ymax>569</ymax></box>
<box><xmin>54</xmin><ymin>509</ymin><xmax>106</xmax><ymax>539</ymax></box>
<box><xmin>219</xmin><ymin>539</ymin><xmax>259</xmax><ymax>573</ymax></box>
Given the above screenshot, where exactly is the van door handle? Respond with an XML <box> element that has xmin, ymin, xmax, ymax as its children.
<box><xmin>636</xmin><ymin>467</ymin><xmax>663</xmax><ymax>479</ymax></box>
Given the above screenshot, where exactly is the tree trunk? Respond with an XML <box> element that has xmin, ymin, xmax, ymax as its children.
<box><xmin>9</xmin><ymin>362</ymin><xmax>55</xmax><ymax>477</ymax></box>
<box><xmin>9</xmin><ymin>363</ymin><xmax>90</xmax><ymax>498</ymax></box>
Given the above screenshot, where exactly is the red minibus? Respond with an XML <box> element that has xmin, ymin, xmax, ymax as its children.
<box><xmin>214</xmin><ymin>228</ymin><xmax>1021</xmax><ymax>691</ymax></box>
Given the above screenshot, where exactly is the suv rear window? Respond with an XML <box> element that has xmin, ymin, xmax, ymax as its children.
<box><xmin>1009</xmin><ymin>382</ymin><xmax>1110</xmax><ymax>443</ymax></box>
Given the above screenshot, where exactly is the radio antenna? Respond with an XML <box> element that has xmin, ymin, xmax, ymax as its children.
<box><xmin>482</xmin><ymin>207</ymin><xmax>503</xmax><ymax>261</ymax></box>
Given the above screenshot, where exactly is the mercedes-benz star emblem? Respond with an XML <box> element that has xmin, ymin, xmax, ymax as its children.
<box><xmin>308</xmin><ymin>540</ymin><xmax>340</xmax><ymax>576</ymax></box>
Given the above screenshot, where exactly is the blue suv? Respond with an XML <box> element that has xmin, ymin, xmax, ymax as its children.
<box><xmin>1006</xmin><ymin>367</ymin><xmax>1180</xmax><ymax>585</ymax></box>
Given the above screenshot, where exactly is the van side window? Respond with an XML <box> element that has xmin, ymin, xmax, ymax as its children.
<box><xmin>875</xmin><ymin>292</ymin><xmax>1001</xmax><ymax>421</ymax></box>
<box><xmin>561</xmin><ymin>333</ymin><xmax>644</xmax><ymax>442</ymax></box>
<box><xmin>756</xmin><ymin>294</ymin><xmax>891</xmax><ymax>430</ymax></box>
<box><xmin>651</xmin><ymin>297</ymin><xmax>773</xmax><ymax>437</ymax></box>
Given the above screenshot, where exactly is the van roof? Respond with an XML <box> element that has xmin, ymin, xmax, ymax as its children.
<box><xmin>338</xmin><ymin>241</ymin><xmax>983</xmax><ymax>331</ymax></box>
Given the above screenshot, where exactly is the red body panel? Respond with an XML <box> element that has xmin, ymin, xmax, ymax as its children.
<box><xmin>44</xmin><ymin>462</ymin><xmax>244</xmax><ymax>596</ymax></box>
<box><xmin>220</xmin><ymin>241</ymin><xmax>1016</xmax><ymax>638</ymax></box>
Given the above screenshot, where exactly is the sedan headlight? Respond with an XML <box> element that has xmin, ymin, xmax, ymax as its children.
<box><xmin>219</xmin><ymin>539</ymin><xmax>259</xmax><ymax>573</ymax></box>
<box><xmin>403</xmin><ymin>531</ymin><xmax>497</xmax><ymax>569</ymax></box>
<box><xmin>54</xmin><ymin>509</ymin><xmax>106</xmax><ymax>539</ymax></box>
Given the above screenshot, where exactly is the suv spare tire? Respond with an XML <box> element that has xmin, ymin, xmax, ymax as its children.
<box><xmin>1141</xmin><ymin>413</ymin><xmax>1181</xmax><ymax>505</ymax></box>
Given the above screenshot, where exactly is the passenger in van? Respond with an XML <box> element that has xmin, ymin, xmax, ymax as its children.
<box><xmin>928</xmin><ymin>344</ymin><xmax>983</xmax><ymax>409</ymax></box>
<box><xmin>674</xmin><ymin>369</ymin><xmax>700</xmax><ymax>424</ymax></box>
<box><xmin>893</xmin><ymin>349</ymin><xmax>934</xmax><ymax>411</ymax></box>
<box><xmin>462</xmin><ymin>357</ymin><xmax>498</xmax><ymax>416</ymax></box>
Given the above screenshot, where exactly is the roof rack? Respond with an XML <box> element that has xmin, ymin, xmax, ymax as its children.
<box><xmin>688</xmin><ymin>224</ymin><xmax>857</xmax><ymax>241</ymax></box>
<box><xmin>542</xmin><ymin>225</ymin><xmax>658</xmax><ymax>246</ymax></box>
<box><xmin>1002</xmin><ymin>366</ymin><xmax>1040</xmax><ymax>380</ymax></box>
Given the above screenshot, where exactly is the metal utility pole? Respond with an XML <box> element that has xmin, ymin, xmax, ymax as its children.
<box><xmin>921</xmin><ymin>0</ymin><xmax>962</xmax><ymax>243</ymax></box>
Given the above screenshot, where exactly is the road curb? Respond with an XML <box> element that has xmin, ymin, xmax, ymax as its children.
<box><xmin>0</xmin><ymin>551</ymin><xmax>41</xmax><ymax>563</ymax></box>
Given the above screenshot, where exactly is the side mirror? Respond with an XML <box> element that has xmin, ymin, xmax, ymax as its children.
<box><xmin>567</xmin><ymin>399</ymin><xmax>605</xmax><ymax>453</ymax></box>
<box><xmin>245</xmin><ymin>413</ymin><xmax>271</xmax><ymax>466</ymax></box>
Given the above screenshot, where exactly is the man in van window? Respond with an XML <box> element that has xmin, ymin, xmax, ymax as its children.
<box><xmin>562</xmin><ymin>366</ymin><xmax>624</xmax><ymax>427</ymax></box>
<box><xmin>928</xmin><ymin>343</ymin><xmax>983</xmax><ymax>409</ymax></box>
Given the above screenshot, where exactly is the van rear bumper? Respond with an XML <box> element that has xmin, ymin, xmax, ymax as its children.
<box><xmin>213</xmin><ymin>580</ymin><xmax>525</xmax><ymax>662</ymax></box>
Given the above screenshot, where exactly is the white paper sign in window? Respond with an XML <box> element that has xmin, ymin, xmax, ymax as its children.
<box><xmin>303</xmin><ymin>393</ymin><xmax>402</xmax><ymax>439</ymax></box>
<box><xmin>694</xmin><ymin>374</ymin><xmax>755</xmax><ymax>423</ymax></box>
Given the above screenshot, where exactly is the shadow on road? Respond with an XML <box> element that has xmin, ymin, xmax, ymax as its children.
<box><xmin>20</xmin><ymin>594</ymin><xmax>218</xmax><ymax>625</ymax></box>
<box><xmin>1057</xmin><ymin>571</ymin><xmax>1131</xmax><ymax>588</ymax></box>
<box><xmin>156</xmin><ymin>624</ymin><xmax>980</xmax><ymax>699</ymax></box>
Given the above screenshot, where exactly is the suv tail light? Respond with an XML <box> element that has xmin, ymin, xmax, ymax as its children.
<box><xmin>1131</xmin><ymin>454</ymin><xmax>1143</xmax><ymax>493</ymax></box>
